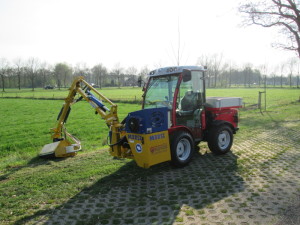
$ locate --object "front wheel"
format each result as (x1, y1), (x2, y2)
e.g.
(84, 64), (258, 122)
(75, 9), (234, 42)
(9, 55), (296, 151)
(170, 131), (194, 167)
(207, 125), (233, 155)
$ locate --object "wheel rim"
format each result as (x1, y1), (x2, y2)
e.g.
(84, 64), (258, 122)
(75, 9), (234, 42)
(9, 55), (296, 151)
(218, 130), (231, 151)
(176, 138), (191, 161)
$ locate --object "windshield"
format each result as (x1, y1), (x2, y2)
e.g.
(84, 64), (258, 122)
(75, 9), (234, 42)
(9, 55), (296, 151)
(144, 75), (179, 109)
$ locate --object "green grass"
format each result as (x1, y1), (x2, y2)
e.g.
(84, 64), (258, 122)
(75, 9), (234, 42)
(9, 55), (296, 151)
(175, 216), (184, 222)
(1, 86), (299, 107)
(0, 98), (139, 169)
(0, 87), (143, 102)
(206, 87), (300, 107)
(0, 88), (299, 224)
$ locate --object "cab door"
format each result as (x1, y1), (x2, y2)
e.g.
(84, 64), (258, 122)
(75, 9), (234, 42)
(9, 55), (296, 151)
(174, 70), (205, 139)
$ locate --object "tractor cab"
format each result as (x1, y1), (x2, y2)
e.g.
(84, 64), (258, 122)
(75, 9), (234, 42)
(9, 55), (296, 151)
(143, 66), (206, 140)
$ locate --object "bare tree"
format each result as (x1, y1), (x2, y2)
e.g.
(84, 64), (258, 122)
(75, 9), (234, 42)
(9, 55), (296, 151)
(220, 62), (230, 87)
(26, 58), (40, 91)
(197, 54), (213, 87)
(39, 62), (52, 88)
(138, 66), (150, 86)
(239, 0), (300, 57)
(112, 63), (123, 88)
(242, 64), (253, 87)
(13, 58), (23, 90)
(6, 67), (14, 88)
(212, 53), (224, 87)
(125, 66), (138, 87)
(279, 63), (285, 87)
(271, 72), (276, 86)
(92, 64), (107, 89)
(126, 66), (138, 76)
(287, 57), (297, 87)
(54, 63), (72, 90)
(227, 61), (237, 87)
(258, 64), (268, 87)
(0, 58), (9, 92)
(74, 62), (90, 82)
(197, 53), (223, 87)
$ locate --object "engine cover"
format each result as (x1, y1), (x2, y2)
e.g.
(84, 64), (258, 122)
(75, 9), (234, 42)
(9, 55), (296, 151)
(125, 107), (168, 134)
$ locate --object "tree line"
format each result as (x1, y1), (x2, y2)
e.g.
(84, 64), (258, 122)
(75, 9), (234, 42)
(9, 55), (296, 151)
(197, 54), (300, 88)
(0, 56), (300, 92)
(0, 58), (150, 91)
(2, 1), (300, 91)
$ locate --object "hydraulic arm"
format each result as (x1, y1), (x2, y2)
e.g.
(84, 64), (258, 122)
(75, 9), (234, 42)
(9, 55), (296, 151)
(39, 76), (124, 157)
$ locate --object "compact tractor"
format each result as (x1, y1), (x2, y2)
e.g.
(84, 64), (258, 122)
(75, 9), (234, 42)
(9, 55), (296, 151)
(40, 66), (242, 168)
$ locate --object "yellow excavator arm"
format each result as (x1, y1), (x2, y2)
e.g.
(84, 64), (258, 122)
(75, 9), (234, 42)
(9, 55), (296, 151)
(39, 76), (124, 158)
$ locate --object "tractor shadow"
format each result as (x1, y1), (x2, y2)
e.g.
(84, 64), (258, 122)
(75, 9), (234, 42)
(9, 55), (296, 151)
(17, 151), (244, 225)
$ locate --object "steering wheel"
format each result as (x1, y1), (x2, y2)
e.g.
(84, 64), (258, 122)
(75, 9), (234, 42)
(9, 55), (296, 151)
(147, 100), (172, 109)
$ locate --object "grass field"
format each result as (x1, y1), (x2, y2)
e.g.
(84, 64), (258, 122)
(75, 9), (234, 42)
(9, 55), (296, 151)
(0, 99), (140, 168)
(1, 86), (299, 107)
(0, 87), (143, 103)
(0, 88), (299, 224)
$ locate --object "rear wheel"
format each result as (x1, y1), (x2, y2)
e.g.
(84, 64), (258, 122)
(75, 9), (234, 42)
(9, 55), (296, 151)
(170, 131), (194, 167)
(207, 125), (233, 155)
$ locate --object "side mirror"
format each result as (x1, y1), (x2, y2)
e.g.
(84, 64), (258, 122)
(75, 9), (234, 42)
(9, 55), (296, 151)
(138, 76), (146, 92)
(182, 70), (191, 82)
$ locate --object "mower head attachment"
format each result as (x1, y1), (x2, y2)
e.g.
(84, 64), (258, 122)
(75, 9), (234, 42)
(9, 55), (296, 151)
(39, 139), (81, 157)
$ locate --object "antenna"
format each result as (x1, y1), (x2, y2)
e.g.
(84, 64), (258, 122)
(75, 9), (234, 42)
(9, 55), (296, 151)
(177, 16), (180, 66)
(168, 16), (189, 66)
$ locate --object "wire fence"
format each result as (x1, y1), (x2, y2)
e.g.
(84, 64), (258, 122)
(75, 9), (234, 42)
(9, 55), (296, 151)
(0, 93), (143, 104)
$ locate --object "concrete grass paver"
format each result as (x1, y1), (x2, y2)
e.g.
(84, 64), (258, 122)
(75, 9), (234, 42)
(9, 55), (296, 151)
(34, 123), (300, 225)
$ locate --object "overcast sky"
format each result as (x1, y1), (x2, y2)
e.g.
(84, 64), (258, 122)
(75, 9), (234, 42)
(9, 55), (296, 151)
(0, 0), (296, 71)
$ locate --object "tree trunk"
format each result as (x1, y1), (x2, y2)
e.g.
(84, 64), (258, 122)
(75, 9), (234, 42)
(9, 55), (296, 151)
(1, 74), (5, 92)
(43, 73), (46, 88)
(248, 71), (251, 88)
(99, 75), (102, 89)
(214, 73), (217, 88)
(207, 75), (210, 88)
(18, 72), (21, 90)
(57, 79), (61, 90)
(31, 76), (35, 91)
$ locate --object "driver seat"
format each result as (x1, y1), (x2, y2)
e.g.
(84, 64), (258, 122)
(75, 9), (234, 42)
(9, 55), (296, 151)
(179, 91), (198, 116)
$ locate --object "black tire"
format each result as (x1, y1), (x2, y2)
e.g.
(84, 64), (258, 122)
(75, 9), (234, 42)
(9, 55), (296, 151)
(207, 125), (233, 155)
(170, 131), (194, 167)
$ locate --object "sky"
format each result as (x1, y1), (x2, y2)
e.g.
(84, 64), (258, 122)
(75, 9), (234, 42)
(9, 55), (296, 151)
(0, 0), (297, 72)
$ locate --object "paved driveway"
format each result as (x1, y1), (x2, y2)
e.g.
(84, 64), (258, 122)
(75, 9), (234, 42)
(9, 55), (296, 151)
(35, 122), (300, 225)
